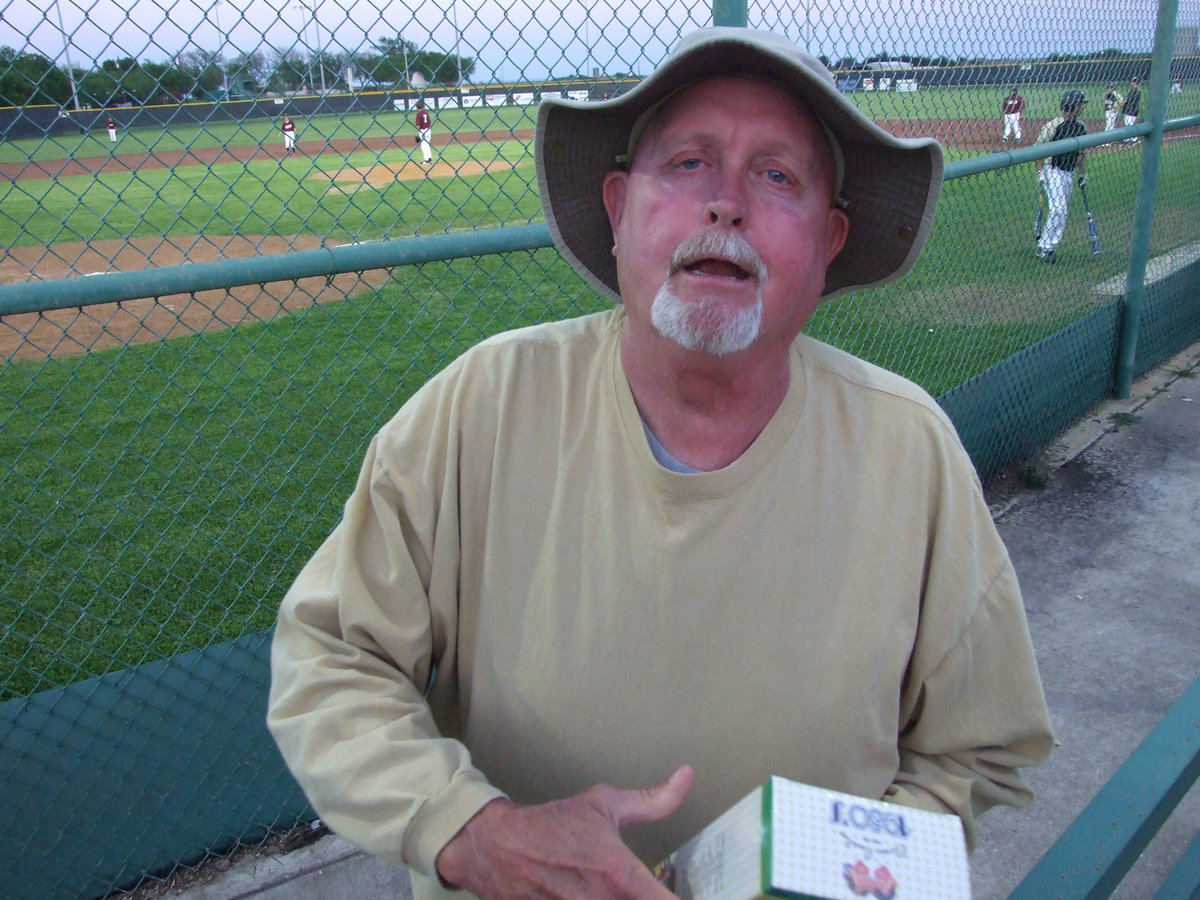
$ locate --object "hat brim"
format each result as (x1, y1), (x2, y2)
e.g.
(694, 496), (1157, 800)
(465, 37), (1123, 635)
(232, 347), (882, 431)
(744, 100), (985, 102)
(536, 27), (944, 303)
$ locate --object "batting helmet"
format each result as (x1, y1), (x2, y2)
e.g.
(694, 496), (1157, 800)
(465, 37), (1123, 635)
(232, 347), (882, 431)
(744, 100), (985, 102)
(1060, 89), (1087, 111)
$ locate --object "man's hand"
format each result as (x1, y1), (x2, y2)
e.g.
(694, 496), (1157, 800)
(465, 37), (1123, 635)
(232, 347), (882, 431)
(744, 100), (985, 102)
(435, 765), (694, 899)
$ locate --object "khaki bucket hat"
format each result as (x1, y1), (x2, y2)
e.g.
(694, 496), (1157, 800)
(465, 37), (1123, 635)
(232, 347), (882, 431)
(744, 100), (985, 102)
(535, 27), (944, 302)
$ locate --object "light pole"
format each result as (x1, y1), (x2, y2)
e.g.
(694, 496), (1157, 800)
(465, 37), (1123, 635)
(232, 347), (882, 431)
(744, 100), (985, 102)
(290, 1), (323, 92)
(310, 0), (327, 93)
(52, 0), (81, 111)
(451, 0), (461, 85)
(289, 3), (307, 89)
(212, 0), (228, 96)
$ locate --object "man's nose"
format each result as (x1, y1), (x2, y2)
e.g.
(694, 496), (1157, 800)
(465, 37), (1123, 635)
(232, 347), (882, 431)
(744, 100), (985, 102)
(705, 172), (746, 227)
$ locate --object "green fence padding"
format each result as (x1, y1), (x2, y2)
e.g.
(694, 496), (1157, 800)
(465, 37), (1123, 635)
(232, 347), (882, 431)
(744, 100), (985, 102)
(0, 631), (311, 899)
(1134, 257), (1200, 378)
(938, 301), (1122, 482)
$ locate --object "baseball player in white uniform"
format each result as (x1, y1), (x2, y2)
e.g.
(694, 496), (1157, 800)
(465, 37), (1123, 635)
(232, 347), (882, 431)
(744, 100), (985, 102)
(1035, 90), (1088, 263)
(1102, 83), (1123, 131)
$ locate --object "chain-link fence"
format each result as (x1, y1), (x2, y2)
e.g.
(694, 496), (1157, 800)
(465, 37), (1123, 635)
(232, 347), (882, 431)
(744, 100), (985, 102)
(2, 0), (1199, 896)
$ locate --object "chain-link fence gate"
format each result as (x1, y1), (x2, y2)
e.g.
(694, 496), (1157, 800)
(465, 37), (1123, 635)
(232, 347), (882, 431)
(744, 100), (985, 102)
(2, 0), (1199, 895)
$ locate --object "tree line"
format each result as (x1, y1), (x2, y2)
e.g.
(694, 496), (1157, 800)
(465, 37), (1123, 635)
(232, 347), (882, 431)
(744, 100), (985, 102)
(0, 35), (474, 109)
(824, 47), (1147, 71)
(1, 35), (1150, 110)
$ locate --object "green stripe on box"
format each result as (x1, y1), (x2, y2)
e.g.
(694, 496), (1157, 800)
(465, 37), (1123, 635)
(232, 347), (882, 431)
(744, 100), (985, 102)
(762, 777), (815, 900)
(761, 777), (773, 897)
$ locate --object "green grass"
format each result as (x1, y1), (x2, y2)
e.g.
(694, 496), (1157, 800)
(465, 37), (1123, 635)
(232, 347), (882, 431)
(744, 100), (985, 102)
(839, 83), (1200, 125)
(2, 96), (1198, 700)
(811, 138), (1200, 394)
(0, 105), (540, 164)
(0, 247), (606, 698)
(0, 129), (541, 247)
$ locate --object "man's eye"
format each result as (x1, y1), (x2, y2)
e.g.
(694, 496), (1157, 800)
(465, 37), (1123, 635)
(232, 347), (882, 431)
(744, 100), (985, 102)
(678, 157), (703, 170)
(765, 168), (791, 185)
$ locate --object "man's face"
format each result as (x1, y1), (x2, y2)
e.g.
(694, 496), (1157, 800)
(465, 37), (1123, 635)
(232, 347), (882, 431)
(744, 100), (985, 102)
(602, 76), (849, 359)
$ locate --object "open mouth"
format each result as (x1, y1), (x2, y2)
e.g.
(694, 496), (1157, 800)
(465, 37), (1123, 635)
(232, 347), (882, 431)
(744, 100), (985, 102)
(670, 231), (767, 284)
(681, 258), (755, 280)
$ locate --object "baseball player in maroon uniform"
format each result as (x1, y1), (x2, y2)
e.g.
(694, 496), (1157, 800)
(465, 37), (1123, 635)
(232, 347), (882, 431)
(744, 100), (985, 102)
(1000, 87), (1025, 143)
(415, 100), (433, 164)
(106, 116), (117, 144)
(281, 115), (299, 156)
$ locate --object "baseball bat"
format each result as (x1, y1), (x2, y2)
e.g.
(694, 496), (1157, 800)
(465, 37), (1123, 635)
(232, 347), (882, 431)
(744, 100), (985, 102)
(1034, 183), (1045, 239)
(1079, 182), (1101, 254)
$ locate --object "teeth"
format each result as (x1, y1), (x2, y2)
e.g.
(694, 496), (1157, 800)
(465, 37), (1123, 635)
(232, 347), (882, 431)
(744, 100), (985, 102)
(687, 259), (749, 278)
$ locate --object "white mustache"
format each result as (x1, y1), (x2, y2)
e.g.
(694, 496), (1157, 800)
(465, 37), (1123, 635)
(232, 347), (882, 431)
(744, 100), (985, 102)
(669, 230), (768, 284)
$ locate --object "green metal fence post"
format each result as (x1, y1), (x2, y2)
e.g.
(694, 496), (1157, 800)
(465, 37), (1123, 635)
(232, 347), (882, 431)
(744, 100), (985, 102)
(1113, 0), (1178, 398)
(711, 0), (748, 28)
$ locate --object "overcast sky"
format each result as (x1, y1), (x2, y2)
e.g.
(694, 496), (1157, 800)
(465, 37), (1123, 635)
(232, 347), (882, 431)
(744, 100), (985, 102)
(2, 0), (1194, 84)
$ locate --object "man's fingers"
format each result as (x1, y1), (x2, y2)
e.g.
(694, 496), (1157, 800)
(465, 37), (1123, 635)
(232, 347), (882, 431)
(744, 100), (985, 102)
(593, 764), (695, 830)
(436, 770), (695, 899)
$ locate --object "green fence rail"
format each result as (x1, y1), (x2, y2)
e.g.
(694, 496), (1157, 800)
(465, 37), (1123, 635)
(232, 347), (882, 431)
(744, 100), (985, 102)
(1008, 673), (1200, 900)
(2, 0), (1199, 896)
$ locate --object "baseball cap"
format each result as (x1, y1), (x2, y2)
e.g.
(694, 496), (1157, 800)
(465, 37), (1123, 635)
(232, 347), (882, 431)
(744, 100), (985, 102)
(535, 27), (944, 302)
(1060, 89), (1087, 111)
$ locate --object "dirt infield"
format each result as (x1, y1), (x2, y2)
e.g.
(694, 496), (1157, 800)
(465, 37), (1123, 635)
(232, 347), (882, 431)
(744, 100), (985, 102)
(323, 156), (514, 188)
(0, 234), (397, 361)
(0, 155), (521, 362)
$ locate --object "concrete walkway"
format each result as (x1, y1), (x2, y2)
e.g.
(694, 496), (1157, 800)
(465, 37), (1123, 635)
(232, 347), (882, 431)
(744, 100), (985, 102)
(168, 344), (1200, 900)
(974, 343), (1200, 899)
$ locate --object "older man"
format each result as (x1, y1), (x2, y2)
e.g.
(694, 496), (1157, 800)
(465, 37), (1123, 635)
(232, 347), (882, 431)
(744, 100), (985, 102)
(268, 28), (1053, 900)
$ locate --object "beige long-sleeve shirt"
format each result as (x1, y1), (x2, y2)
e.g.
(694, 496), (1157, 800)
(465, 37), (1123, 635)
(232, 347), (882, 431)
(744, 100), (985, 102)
(268, 308), (1053, 899)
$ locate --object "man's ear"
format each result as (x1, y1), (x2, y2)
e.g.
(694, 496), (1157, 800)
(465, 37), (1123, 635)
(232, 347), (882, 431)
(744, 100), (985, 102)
(825, 206), (850, 266)
(602, 170), (629, 244)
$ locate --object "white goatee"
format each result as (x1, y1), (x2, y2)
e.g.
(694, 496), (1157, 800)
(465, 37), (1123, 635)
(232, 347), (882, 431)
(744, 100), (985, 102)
(650, 230), (767, 357)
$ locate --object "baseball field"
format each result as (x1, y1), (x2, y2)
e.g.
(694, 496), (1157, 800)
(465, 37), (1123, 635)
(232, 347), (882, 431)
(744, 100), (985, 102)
(2, 89), (1198, 698)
